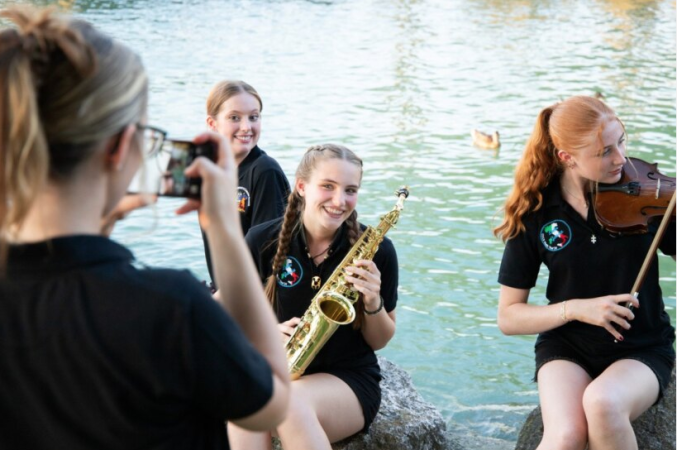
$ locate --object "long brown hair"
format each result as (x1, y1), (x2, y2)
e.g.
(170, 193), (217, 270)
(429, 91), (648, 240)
(264, 144), (369, 329)
(0, 5), (147, 270)
(494, 96), (620, 241)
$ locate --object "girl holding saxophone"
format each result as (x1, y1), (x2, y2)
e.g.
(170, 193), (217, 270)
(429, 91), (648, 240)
(230, 144), (400, 449)
(495, 96), (675, 450)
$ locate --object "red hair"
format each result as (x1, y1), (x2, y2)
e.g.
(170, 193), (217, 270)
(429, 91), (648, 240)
(494, 96), (621, 241)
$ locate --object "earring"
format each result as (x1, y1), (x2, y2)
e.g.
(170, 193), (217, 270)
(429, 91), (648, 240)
(566, 160), (575, 169)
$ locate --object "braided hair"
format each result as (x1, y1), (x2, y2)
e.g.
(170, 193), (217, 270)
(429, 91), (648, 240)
(263, 144), (367, 328)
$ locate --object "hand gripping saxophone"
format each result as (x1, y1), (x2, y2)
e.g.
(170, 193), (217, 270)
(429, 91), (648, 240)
(285, 187), (409, 380)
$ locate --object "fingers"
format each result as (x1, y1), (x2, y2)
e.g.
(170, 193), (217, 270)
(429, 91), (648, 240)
(101, 193), (157, 236)
(192, 131), (232, 170)
(278, 317), (301, 339)
(345, 261), (381, 307)
(345, 260), (381, 283)
(600, 295), (637, 341)
(175, 198), (201, 215)
(603, 323), (625, 342)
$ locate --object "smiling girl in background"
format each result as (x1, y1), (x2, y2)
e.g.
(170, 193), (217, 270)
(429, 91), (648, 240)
(201, 80), (290, 285)
(494, 96), (675, 450)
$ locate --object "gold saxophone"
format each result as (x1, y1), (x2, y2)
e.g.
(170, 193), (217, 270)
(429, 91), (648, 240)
(285, 187), (409, 380)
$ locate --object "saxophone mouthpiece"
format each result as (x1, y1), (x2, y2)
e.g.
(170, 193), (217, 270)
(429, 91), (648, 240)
(396, 186), (410, 198)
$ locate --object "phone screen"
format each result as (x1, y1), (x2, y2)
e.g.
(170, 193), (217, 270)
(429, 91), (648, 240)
(128, 140), (216, 198)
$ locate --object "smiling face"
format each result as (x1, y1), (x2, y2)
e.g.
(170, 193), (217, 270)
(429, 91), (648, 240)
(563, 119), (627, 184)
(297, 159), (362, 237)
(207, 92), (261, 163)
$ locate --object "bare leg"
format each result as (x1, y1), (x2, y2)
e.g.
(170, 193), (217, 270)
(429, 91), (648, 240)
(584, 359), (659, 450)
(227, 424), (272, 450)
(277, 372), (365, 450)
(536, 360), (592, 450)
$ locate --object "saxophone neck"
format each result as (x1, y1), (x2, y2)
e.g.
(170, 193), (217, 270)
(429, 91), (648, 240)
(378, 186), (409, 229)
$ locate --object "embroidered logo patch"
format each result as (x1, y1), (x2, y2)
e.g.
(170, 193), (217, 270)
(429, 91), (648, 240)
(277, 256), (303, 288)
(540, 220), (572, 252)
(237, 187), (250, 213)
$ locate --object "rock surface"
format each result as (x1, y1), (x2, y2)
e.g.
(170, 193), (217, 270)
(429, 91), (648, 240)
(515, 368), (676, 450)
(273, 356), (448, 450)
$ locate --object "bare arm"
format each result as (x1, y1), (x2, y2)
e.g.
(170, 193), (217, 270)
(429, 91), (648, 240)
(177, 132), (289, 430)
(497, 285), (639, 341)
(345, 260), (396, 350)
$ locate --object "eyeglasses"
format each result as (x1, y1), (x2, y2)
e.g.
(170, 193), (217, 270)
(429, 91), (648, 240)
(137, 124), (168, 157)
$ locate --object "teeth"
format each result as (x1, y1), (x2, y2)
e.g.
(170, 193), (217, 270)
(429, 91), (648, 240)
(326, 207), (343, 215)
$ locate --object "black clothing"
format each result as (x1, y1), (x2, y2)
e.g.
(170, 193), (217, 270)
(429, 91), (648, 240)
(203, 146), (290, 284)
(535, 338), (675, 395)
(0, 235), (273, 450)
(498, 181), (675, 391)
(245, 218), (399, 429)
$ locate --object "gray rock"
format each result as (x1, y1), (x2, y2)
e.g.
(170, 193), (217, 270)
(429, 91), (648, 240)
(515, 368), (675, 450)
(273, 356), (448, 450)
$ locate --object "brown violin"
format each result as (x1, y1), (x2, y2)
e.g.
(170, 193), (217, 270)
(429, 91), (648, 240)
(594, 157), (676, 234)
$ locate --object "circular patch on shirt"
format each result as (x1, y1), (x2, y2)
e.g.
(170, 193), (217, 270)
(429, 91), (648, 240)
(540, 220), (572, 252)
(237, 187), (250, 213)
(277, 256), (303, 288)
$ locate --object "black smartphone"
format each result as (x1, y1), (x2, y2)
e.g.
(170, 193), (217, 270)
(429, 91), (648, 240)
(159, 140), (216, 198)
(128, 139), (217, 198)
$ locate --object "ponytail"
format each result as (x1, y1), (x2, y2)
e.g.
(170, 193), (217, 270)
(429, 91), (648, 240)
(0, 6), (147, 273)
(494, 105), (560, 241)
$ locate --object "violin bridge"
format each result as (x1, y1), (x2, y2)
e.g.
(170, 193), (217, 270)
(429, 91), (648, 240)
(655, 178), (660, 199)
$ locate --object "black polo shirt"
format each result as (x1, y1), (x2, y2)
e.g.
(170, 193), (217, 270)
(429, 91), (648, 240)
(0, 235), (273, 450)
(245, 218), (399, 373)
(203, 146), (290, 284)
(498, 180), (675, 353)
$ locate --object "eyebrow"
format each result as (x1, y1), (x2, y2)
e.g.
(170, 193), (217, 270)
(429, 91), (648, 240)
(224, 109), (260, 115)
(320, 178), (360, 189)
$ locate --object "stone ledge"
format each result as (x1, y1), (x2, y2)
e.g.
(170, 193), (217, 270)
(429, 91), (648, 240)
(274, 356), (448, 450)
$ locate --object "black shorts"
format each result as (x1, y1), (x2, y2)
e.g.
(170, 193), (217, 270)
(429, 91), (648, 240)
(535, 339), (675, 401)
(322, 367), (382, 432)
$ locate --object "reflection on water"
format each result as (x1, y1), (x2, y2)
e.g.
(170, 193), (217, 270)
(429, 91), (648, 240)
(5, 0), (674, 443)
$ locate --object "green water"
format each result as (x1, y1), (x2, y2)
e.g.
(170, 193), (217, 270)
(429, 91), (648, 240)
(6, 0), (675, 442)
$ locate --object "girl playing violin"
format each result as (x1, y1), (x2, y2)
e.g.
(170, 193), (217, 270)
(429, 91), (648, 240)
(495, 96), (675, 450)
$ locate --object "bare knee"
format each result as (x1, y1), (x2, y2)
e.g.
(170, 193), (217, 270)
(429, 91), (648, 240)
(541, 422), (588, 450)
(582, 386), (626, 427)
(280, 391), (318, 428)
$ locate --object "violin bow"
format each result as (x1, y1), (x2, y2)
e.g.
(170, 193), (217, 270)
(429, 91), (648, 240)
(626, 190), (677, 308)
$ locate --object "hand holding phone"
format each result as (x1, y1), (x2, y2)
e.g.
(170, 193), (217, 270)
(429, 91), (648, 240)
(159, 140), (217, 198)
(127, 138), (217, 199)
(174, 132), (240, 235)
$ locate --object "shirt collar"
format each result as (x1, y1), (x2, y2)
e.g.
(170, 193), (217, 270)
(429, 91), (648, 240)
(8, 235), (134, 274)
(239, 145), (262, 169)
(543, 176), (565, 208)
(296, 222), (349, 260)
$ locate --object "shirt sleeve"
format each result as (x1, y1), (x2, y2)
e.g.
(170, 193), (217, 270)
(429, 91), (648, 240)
(189, 291), (273, 420)
(497, 223), (542, 289)
(375, 237), (399, 312)
(250, 168), (291, 228)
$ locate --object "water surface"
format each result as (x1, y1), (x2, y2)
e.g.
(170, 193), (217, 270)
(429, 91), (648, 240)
(7, 0), (675, 442)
